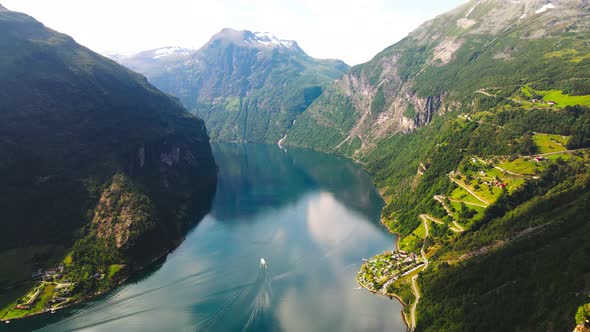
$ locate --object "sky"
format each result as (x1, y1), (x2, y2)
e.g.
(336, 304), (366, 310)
(2, 0), (467, 65)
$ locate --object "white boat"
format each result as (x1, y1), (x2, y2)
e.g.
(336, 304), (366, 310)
(260, 258), (266, 267)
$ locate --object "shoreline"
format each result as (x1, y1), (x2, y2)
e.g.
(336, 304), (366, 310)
(0, 248), (171, 324)
(3, 146), (414, 329)
(277, 141), (413, 328)
(364, 187), (412, 331)
(0, 278), (126, 323)
(356, 273), (410, 331)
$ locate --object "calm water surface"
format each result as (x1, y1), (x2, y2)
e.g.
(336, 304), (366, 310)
(13, 143), (405, 332)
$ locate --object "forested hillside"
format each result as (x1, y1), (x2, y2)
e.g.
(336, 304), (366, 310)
(0, 6), (217, 320)
(281, 0), (590, 330)
(361, 103), (589, 330)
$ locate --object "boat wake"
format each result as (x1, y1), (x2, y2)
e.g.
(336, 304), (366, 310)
(193, 258), (273, 331)
(32, 260), (274, 332)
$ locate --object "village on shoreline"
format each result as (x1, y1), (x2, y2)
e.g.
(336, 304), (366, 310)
(357, 250), (423, 295)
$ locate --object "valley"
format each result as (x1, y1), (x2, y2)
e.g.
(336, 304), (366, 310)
(104, 0), (590, 329)
(0, 0), (589, 331)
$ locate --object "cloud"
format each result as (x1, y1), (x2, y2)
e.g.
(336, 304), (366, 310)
(2, 0), (464, 65)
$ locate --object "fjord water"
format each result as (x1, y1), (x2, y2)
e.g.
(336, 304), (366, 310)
(20, 143), (405, 332)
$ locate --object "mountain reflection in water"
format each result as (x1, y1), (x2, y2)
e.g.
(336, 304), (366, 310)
(14, 143), (405, 332)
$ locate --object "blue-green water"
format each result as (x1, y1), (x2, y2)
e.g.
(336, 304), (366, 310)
(12, 143), (405, 331)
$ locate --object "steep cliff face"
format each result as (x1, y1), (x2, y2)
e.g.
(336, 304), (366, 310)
(0, 6), (217, 271)
(283, 63), (449, 156)
(93, 174), (156, 249)
(285, 0), (590, 156)
(108, 29), (349, 143)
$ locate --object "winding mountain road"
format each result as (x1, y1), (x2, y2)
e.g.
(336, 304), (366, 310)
(448, 175), (490, 206)
(409, 215), (432, 331)
(432, 196), (466, 232)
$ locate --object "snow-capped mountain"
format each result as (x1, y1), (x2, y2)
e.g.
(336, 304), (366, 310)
(201, 28), (303, 52)
(103, 46), (195, 77)
(246, 31), (295, 48)
(105, 46), (193, 61)
(151, 46), (192, 59)
(106, 28), (348, 143)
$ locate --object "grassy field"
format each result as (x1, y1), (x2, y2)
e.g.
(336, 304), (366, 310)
(520, 84), (590, 107)
(2, 283), (56, 320)
(539, 90), (590, 107)
(0, 283), (32, 319)
(449, 201), (485, 220)
(498, 157), (543, 175)
(498, 152), (586, 176)
(544, 49), (590, 63)
(444, 202), (460, 221)
(454, 176), (503, 204)
(108, 264), (124, 278)
(399, 219), (427, 252)
(0, 245), (68, 321)
(533, 134), (569, 154)
(450, 185), (485, 205)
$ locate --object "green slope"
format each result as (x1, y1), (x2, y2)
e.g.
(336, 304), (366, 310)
(285, 0), (590, 157)
(0, 6), (217, 318)
(361, 102), (590, 330)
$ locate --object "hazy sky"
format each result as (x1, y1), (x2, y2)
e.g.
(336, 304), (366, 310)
(3, 0), (466, 65)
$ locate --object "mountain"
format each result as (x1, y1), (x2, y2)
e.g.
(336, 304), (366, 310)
(285, 0), (590, 155)
(107, 28), (349, 143)
(279, 0), (590, 330)
(103, 46), (194, 77)
(0, 5), (216, 318)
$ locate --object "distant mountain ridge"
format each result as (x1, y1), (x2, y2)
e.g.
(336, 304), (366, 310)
(106, 28), (349, 143)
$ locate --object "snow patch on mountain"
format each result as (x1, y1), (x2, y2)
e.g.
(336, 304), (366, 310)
(535, 2), (555, 13)
(153, 47), (191, 59)
(103, 50), (139, 61)
(248, 32), (294, 48)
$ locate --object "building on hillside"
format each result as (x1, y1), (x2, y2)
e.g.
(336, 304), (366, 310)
(547, 101), (556, 105)
(31, 269), (43, 279)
